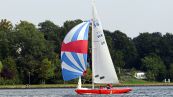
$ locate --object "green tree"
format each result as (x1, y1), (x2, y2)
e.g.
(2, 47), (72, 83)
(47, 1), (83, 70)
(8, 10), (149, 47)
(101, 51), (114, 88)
(52, 58), (62, 83)
(0, 19), (12, 58)
(169, 63), (173, 80)
(133, 32), (162, 68)
(141, 54), (166, 81)
(38, 20), (61, 54)
(38, 58), (54, 84)
(13, 21), (52, 84)
(0, 19), (13, 32)
(0, 61), (3, 73)
(0, 40), (10, 59)
(1, 57), (18, 79)
(38, 20), (61, 40)
(160, 33), (173, 68)
(114, 50), (125, 69)
(14, 21), (48, 58)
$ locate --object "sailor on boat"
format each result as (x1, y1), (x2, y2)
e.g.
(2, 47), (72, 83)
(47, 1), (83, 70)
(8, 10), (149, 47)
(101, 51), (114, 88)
(106, 84), (113, 89)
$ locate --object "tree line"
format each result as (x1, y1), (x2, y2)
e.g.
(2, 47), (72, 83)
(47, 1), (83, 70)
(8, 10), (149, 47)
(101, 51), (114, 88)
(0, 19), (173, 84)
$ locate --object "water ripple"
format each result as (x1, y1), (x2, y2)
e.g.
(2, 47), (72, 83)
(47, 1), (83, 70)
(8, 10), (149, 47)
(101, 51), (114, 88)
(0, 86), (172, 97)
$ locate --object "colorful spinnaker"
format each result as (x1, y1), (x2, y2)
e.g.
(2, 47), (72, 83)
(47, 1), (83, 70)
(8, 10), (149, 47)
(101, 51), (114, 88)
(61, 21), (90, 81)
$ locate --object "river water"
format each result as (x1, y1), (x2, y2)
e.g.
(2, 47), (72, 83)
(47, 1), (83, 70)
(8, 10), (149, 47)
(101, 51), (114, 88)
(0, 86), (172, 97)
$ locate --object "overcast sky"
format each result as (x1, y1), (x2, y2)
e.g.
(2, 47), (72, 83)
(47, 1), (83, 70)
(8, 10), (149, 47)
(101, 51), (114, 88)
(1, 0), (173, 38)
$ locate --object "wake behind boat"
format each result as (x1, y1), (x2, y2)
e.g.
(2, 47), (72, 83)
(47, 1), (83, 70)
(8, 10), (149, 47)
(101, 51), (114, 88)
(61, 0), (132, 94)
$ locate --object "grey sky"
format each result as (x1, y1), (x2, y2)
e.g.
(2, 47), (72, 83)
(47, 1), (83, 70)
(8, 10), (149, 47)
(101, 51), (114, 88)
(1, 0), (173, 38)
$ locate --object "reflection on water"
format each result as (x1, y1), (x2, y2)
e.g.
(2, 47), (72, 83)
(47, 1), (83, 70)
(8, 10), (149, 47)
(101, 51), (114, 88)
(0, 86), (172, 97)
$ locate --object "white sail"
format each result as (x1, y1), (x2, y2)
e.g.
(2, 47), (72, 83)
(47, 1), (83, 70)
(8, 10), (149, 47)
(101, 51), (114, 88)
(91, 0), (119, 84)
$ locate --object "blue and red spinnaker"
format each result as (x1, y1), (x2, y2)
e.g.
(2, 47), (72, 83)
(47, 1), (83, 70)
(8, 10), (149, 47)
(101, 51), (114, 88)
(61, 21), (90, 81)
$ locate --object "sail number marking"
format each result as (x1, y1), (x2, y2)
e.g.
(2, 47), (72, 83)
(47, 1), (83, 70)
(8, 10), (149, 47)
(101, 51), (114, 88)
(94, 20), (106, 45)
(96, 33), (105, 45)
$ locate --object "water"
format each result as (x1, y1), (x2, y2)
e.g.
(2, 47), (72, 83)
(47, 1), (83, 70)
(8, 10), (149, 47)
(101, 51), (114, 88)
(0, 86), (173, 97)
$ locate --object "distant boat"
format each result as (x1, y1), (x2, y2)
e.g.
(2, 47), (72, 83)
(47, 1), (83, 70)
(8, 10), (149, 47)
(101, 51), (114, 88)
(61, 0), (132, 94)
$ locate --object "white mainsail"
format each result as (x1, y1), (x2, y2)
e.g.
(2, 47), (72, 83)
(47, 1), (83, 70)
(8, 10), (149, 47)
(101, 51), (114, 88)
(91, 0), (119, 84)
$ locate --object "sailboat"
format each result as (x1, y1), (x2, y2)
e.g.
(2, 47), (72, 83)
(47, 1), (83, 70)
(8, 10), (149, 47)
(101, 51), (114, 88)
(61, 0), (132, 94)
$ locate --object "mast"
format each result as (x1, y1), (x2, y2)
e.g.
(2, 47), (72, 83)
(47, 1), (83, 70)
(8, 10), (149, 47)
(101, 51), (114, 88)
(77, 76), (82, 89)
(91, 0), (95, 89)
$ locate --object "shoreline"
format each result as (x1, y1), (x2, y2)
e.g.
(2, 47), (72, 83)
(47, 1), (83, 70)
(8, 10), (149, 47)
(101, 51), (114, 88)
(0, 83), (172, 89)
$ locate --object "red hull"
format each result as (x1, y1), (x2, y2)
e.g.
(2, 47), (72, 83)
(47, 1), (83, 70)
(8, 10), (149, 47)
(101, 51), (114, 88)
(75, 88), (132, 94)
